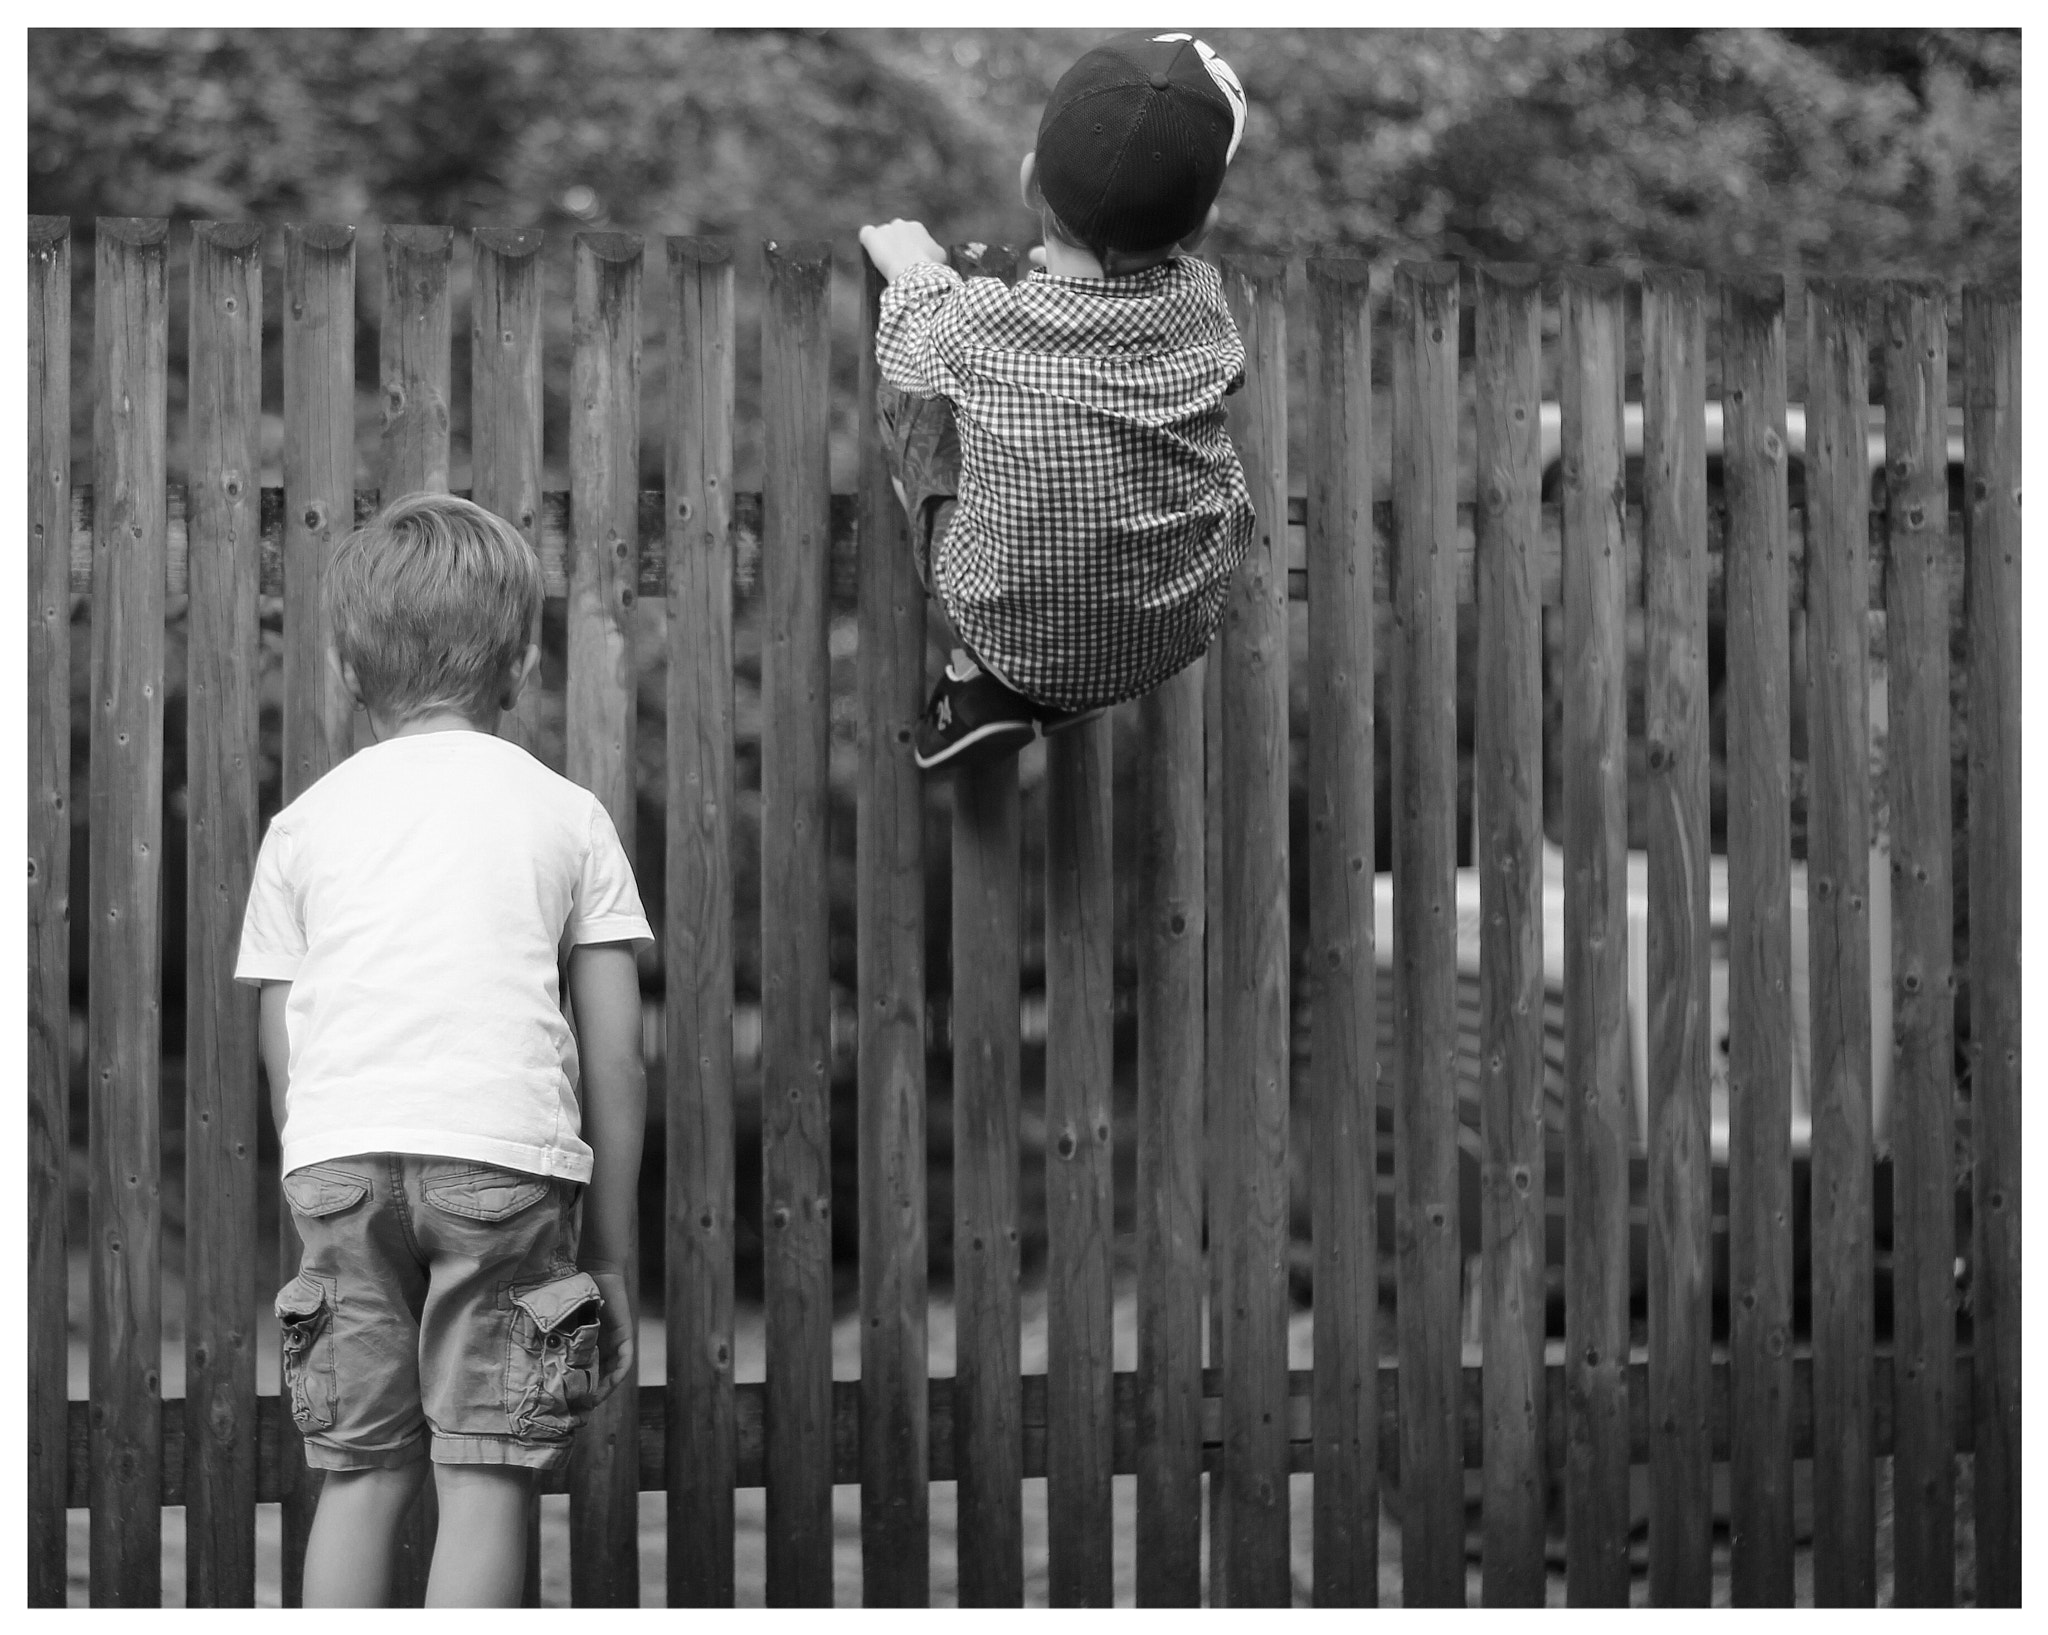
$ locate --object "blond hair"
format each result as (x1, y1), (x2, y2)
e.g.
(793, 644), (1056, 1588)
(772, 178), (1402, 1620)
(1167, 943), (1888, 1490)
(327, 492), (543, 725)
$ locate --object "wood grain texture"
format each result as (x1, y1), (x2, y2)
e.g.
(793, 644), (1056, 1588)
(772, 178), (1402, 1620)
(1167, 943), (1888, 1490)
(1879, 278), (1957, 1608)
(1215, 252), (1292, 1607)
(1472, 261), (1546, 1607)
(378, 224), (452, 497)
(1718, 274), (1796, 1606)
(951, 757), (1024, 1606)
(1389, 259), (1464, 1607)
(663, 237), (738, 1607)
(1802, 276), (1876, 1608)
(564, 229), (642, 1607)
(854, 249), (930, 1607)
(1305, 251), (1379, 1608)
(73, 1343), (1982, 1512)
(87, 214), (169, 1608)
(759, 238), (835, 1607)
(1640, 266), (1713, 1605)
(276, 223), (358, 1603)
(1044, 715), (1115, 1605)
(1133, 660), (1205, 1606)
(1557, 265), (1631, 1607)
(1961, 283), (2020, 1609)
(27, 213), (73, 1611)
(472, 227), (547, 757)
(183, 219), (264, 1609)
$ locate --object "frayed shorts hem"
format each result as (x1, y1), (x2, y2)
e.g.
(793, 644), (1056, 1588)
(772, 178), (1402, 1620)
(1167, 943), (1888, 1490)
(301, 1433), (429, 1473)
(430, 1432), (576, 1471)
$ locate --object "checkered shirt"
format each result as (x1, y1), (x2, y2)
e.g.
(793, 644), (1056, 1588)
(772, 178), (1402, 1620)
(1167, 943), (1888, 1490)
(876, 256), (1255, 712)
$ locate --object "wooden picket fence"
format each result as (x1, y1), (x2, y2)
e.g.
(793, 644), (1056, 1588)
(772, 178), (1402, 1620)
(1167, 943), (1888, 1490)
(26, 217), (2020, 1608)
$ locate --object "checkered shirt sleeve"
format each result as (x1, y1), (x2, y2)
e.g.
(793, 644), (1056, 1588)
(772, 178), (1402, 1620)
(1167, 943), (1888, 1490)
(876, 256), (1256, 712)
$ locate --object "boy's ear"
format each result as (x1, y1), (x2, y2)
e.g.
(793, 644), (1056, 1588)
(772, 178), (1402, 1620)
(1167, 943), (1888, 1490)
(502, 641), (542, 708)
(1019, 151), (1041, 211)
(328, 646), (366, 709)
(1179, 202), (1223, 254)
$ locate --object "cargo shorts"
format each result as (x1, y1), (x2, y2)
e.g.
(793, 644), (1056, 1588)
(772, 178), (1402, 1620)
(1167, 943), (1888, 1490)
(275, 1152), (602, 1473)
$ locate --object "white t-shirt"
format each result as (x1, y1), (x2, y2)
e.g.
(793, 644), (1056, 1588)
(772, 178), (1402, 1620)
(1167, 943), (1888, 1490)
(235, 730), (653, 1182)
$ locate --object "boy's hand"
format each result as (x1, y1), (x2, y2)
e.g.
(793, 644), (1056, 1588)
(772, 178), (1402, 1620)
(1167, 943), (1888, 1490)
(580, 1265), (637, 1405)
(860, 218), (947, 283)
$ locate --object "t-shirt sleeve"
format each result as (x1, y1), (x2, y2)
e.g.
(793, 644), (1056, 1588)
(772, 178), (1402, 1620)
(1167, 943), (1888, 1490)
(571, 799), (655, 950)
(235, 820), (306, 984)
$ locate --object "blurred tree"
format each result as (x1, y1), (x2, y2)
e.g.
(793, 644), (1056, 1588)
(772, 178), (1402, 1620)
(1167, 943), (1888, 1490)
(30, 26), (2019, 287)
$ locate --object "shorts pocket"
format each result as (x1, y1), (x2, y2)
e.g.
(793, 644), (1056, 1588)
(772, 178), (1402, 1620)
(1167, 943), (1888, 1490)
(504, 1270), (603, 1439)
(282, 1166), (369, 1219)
(424, 1165), (550, 1223)
(275, 1273), (338, 1432)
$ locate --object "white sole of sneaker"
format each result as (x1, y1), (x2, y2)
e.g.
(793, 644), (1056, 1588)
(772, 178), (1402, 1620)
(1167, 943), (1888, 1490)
(913, 718), (1036, 771)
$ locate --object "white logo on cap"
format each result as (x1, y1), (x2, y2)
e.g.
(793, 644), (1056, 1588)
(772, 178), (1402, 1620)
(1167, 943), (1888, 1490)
(1151, 33), (1247, 163)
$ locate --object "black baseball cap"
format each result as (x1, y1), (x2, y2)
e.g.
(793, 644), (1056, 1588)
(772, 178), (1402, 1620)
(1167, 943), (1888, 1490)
(1035, 32), (1248, 255)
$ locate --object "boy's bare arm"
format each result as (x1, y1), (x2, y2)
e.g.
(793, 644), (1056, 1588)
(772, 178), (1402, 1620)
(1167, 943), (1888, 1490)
(859, 217), (947, 283)
(567, 940), (647, 1399)
(258, 980), (291, 1136)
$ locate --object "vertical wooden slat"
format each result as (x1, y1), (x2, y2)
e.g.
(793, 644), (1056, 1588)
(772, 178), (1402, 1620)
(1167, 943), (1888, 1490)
(1640, 266), (1713, 1605)
(1133, 661), (1205, 1606)
(1961, 282), (2020, 1609)
(1472, 261), (1546, 1607)
(664, 237), (737, 1607)
(1045, 715), (1115, 1606)
(376, 218), (453, 1607)
(1200, 622), (1225, 1604)
(185, 219), (264, 1608)
(759, 238), (835, 1607)
(1803, 276), (1876, 1607)
(277, 222), (356, 1605)
(1389, 258), (1464, 1607)
(1881, 278), (1956, 1608)
(564, 229), (642, 1607)
(379, 225), (452, 497)
(1720, 273), (1796, 1606)
(88, 213), (169, 1608)
(1557, 265), (1631, 1606)
(855, 252), (930, 1609)
(280, 225), (357, 793)
(472, 227), (547, 757)
(1305, 250), (1378, 1608)
(951, 755), (1024, 1607)
(27, 212), (73, 1612)
(948, 241), (1024, 1611)
(1215, 251), (1292, 1607)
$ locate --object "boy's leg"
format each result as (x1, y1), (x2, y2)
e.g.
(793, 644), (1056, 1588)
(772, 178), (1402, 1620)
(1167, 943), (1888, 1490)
(424, 1464), (535, 1607)
(302, 1462), (429, 1606)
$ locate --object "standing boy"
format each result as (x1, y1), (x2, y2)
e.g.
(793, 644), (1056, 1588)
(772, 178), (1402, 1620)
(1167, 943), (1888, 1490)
(861, 30), (1256, 770)
(237, 493), (651, 1605)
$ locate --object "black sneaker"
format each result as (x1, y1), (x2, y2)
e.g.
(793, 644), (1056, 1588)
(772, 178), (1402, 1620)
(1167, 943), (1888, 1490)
(912, 656), (1038, 772)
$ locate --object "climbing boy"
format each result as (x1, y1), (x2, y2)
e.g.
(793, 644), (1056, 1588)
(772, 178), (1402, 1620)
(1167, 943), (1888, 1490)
(236, 493), (651, 1606)
(860, 30), (1255, 770)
